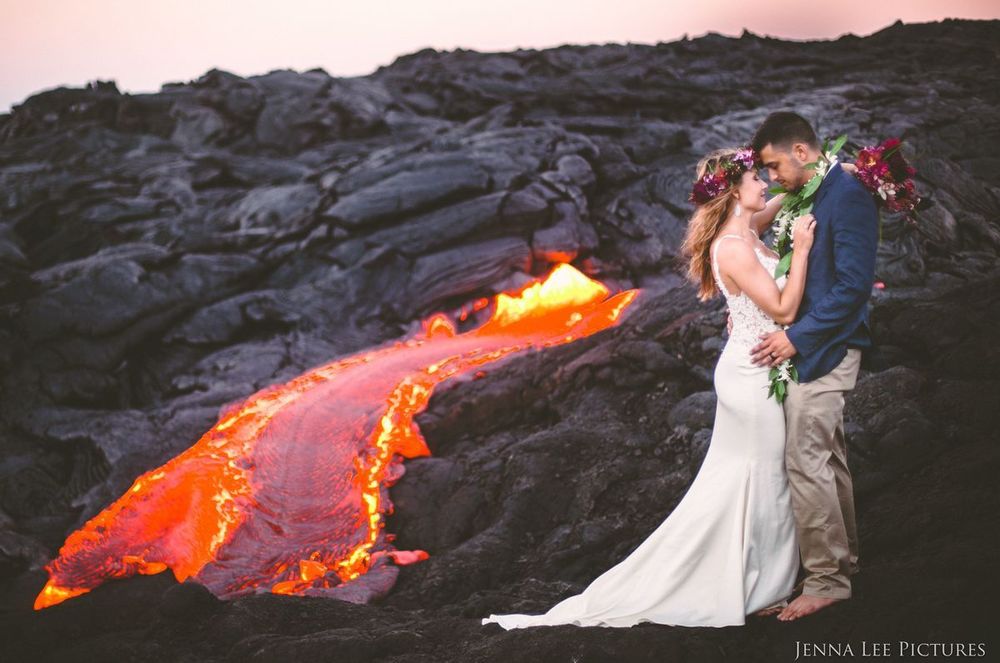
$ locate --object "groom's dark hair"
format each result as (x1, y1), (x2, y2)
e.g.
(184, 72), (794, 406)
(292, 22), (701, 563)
(752, 111), (820, 152)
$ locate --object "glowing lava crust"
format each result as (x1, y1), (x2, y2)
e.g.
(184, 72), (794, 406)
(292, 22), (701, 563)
(35, 263), (639, 610)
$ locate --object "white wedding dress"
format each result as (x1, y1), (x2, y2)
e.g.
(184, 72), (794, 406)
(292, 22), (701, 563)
(482, 234), (799, 629)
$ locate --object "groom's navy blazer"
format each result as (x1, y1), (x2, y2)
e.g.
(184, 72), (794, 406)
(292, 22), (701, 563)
(784, 161), (879, 383)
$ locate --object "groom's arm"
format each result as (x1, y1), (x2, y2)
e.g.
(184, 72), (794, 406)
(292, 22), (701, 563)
(785, 187), (878, 358)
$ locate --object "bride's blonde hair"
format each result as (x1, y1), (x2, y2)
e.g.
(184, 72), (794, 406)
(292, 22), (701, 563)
(680, 148), (742, 302)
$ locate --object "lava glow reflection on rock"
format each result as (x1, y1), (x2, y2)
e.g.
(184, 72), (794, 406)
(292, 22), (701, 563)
(34, 263), (639, 610)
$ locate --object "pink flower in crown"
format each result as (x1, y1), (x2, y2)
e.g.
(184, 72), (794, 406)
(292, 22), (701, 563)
(688, 145), (760, 205)
(731, 146), (758, 172)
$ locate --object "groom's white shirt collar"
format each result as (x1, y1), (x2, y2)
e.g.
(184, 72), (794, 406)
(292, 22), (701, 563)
(813, 156), (839, 205)
(822, 156), (839, 180)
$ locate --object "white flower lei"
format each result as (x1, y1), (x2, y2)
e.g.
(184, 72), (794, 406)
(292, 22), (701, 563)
(766, 137), (845, 403)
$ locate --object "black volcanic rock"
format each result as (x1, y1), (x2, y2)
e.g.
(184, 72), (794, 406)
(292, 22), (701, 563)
(667, 391), (717, 431)
(1, 18), (999, 662)
(159, 578), (224, 621)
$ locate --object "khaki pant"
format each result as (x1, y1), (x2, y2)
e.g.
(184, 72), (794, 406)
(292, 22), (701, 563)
(784, 348), (862, 599)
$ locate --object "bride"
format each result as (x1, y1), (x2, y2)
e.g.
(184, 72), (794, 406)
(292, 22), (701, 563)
(482, 146), (817, 628)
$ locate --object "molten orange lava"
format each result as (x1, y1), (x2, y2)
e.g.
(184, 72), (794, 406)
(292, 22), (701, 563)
(34, 262), (639, 610)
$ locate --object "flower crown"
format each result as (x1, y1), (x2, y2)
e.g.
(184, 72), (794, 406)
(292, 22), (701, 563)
(688, 146), (761, 205)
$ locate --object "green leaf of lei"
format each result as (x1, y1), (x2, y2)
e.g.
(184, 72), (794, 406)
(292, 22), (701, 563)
(774, 250), (793, 279)
(800, 173), (823, 198)
(828, 134), (848, 157)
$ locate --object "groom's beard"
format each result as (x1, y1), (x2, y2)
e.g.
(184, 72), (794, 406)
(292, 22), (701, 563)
(784, 172), (808, 193)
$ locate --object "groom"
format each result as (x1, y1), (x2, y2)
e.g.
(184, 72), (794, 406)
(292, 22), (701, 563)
(749, 111), (878, 621)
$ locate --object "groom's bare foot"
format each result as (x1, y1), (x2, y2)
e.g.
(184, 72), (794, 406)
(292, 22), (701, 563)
(776, 594), (843, 621)
(753, 605), (784, 617)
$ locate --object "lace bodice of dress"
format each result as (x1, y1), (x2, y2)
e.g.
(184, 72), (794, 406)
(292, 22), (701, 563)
(711, 234), (789, 350)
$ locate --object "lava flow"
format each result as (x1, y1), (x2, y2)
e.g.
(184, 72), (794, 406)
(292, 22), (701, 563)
(34, 263), (639, 610)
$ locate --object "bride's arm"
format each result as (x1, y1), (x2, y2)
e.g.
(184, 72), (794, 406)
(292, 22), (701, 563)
(749, 192), (786, 237)
(718, 216), (815, 325)
(721, 244), (807, 325)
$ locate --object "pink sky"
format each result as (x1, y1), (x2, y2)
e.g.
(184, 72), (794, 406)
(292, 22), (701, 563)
(2, 0), (998, 114)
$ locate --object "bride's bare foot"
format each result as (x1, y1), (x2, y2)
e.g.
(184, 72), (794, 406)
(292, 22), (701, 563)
(753, 604), (784, 617)
(777, 594), (843, 621)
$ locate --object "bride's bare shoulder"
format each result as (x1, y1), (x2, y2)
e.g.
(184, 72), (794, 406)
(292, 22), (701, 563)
(712, 235), (755, 265)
